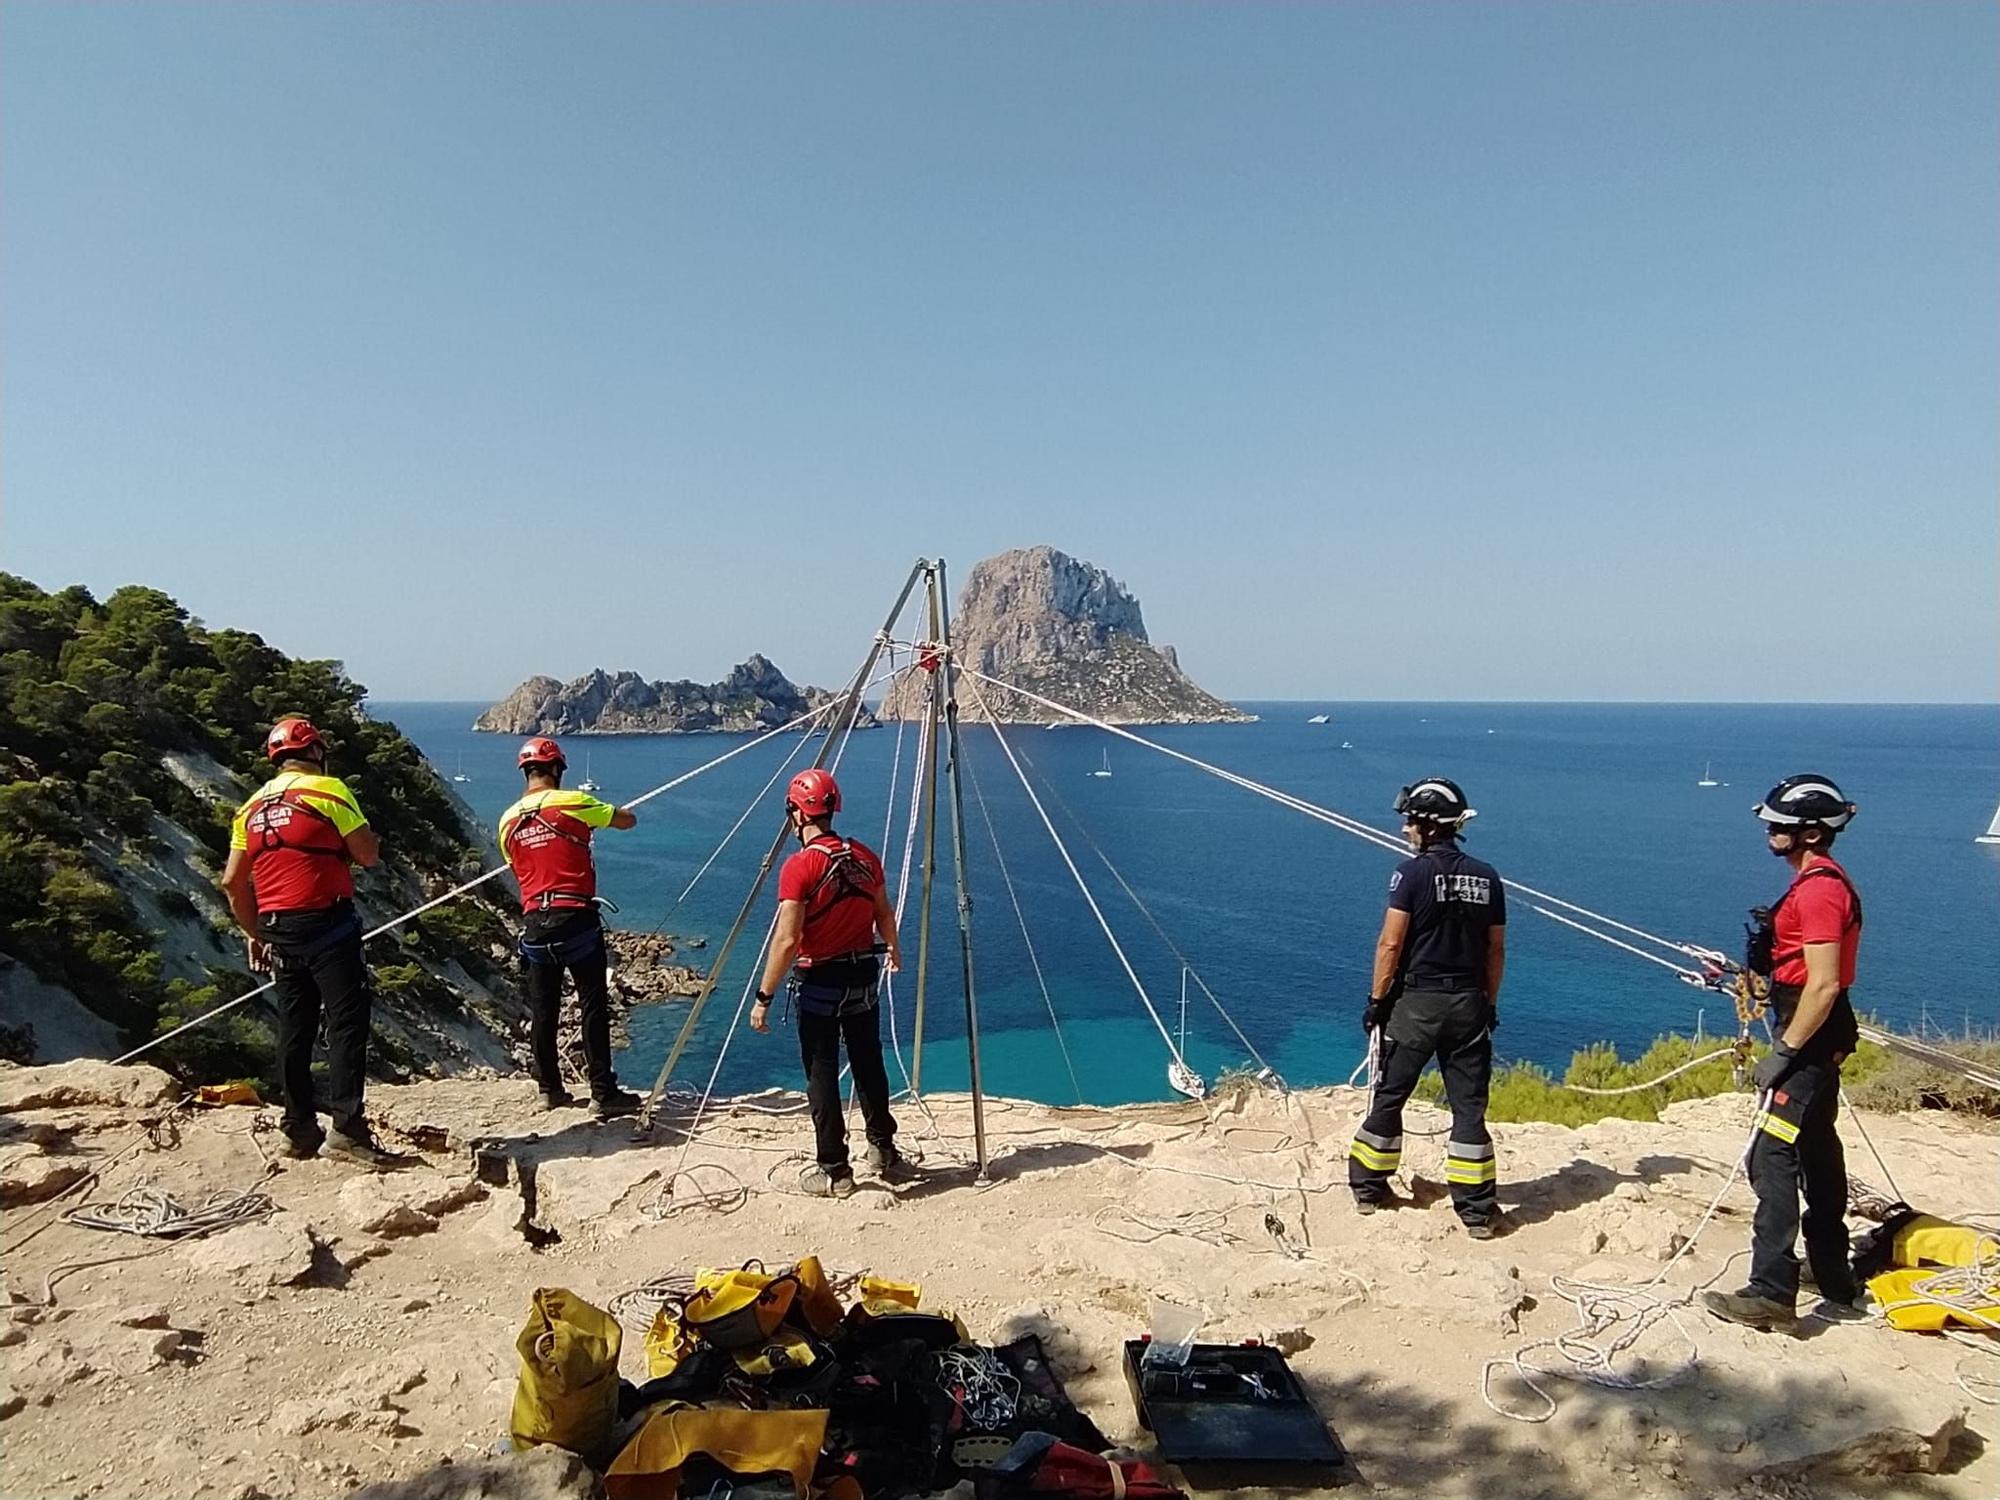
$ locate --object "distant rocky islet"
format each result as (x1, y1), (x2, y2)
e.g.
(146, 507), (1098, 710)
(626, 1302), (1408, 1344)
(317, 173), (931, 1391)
(475, 546), (1252, 733)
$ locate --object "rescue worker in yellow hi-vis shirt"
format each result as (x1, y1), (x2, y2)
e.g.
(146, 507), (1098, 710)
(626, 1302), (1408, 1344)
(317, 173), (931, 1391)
(220, 716), (394, 1167)
(499, 736), (640, 1118)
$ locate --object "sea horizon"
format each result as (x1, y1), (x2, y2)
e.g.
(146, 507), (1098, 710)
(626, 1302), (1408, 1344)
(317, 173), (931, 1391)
(377, 698), (2000, 1106)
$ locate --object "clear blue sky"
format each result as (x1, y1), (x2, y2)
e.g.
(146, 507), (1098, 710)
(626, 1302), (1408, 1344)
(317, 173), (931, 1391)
(3, 2), (1993, 702)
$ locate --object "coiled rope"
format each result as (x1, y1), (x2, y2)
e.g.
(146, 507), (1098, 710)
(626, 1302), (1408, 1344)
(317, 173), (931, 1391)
(61, 1183), (275, 1240)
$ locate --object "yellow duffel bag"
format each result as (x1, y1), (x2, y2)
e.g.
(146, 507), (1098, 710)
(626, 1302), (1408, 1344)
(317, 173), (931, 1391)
(509, 1287), (622, 1459)
(605, 1406), (828, 1500)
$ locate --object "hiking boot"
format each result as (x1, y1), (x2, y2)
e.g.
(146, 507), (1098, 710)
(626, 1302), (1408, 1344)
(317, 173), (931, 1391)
(591, 1088), (642, 1120)
(1463, 1218), (1500, 1241)
(863, 1143), (910, 1178)
(322, 1132), (403, 1171)
(1702, 1288), (1798, 1332)
(1353, 1195), (1388, 1216)
(1807, 1297), (1873, 1325)
(540, 1090), (578, 1111)
(279, 1134), (323, 1161)
(800, 1165), (856, 1199)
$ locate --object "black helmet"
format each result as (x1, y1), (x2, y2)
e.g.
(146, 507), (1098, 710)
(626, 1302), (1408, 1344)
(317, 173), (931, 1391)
(1394, 777), (1476, 827)
(1754, 773), (1856, 831)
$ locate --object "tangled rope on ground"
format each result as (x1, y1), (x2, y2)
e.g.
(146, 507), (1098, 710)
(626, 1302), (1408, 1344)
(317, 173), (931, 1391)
(61, 1182), (275, 1240)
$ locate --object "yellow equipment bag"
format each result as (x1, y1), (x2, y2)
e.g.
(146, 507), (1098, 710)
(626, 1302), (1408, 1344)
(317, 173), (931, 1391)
(854, 1274), (921, 1316)
(605, 1406), (828, 1500)
(683, 1264), (800, 1351)
(1866, 1216), (2000, 1332)
(510, 1287), (623, 1458)
(731, 1328), (820, 1378)
(791, 1254), (846, 1337)
(644, 1307), (698, 1380)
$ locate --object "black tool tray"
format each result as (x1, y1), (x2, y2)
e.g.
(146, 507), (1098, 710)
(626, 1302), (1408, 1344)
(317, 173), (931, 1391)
(1122, 1338), (1345, 1470)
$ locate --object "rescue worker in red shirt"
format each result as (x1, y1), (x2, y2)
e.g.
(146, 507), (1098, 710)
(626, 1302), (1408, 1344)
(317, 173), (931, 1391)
(220, 717), (391, 1166)
(748, 769), (905, 1198)
(1705, 774), (1865, 1331)
(499, 737), (642, 1118)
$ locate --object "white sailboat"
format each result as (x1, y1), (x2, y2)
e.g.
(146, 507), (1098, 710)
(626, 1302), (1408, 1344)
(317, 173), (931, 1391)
(1089, 749), (1112, 779)
(1339, 740), (1354, 750)
(1306, 713), (1329, 725)
(1697, 761), (1719, 788)
(1167, 968), (1207, 1100)
(450, 753), (471, 785)
(1978, 802), (2000, 845)
(578, 753), (601, 794)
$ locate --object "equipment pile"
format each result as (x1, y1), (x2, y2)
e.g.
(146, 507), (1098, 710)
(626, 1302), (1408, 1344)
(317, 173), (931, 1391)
(509, 1257), (1183, 1500)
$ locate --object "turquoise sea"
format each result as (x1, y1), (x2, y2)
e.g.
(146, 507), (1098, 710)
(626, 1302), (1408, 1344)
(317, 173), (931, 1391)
(376, 701), (2000, 1105)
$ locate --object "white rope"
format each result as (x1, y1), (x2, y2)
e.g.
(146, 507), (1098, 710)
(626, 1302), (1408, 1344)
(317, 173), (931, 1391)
(879, 668), (933, 1094)
(114, 695), (863, 1066)
(1022, 750), (1283, 1085)
(964, 742), (1086, 1105)
(1557, 1046), (1740, 1097)
(1840, 1093), (1906, 1206)
(61, 1182), (275, 1239)
(954, 666), (1718, 968)
(1480, 1099), (1766, 1423)
(961, 673), (1188, 1070)
(670, 723), (819, 908)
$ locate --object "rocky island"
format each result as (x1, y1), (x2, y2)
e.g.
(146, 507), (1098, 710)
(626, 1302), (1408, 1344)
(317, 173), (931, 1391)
(882, 546), (1253, 725)
(474, 654), (874, 736)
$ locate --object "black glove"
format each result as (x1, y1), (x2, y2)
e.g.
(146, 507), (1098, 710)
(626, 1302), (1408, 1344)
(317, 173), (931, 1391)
(1752, 1043), (1799, 1092)
(1361, 995), (1389, 1032)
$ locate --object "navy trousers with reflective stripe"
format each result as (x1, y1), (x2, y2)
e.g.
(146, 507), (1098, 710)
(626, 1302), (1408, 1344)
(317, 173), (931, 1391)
(1748, 1051), (1854, 1304)
(1350, 989), (1497, 1225)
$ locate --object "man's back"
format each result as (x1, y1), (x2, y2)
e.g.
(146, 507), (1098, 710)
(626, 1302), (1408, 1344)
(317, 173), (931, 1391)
(1388, 844), (1506, 992)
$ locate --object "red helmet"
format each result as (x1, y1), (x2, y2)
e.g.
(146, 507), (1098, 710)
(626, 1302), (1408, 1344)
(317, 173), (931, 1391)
(786, 769), (841, 818)
(265, 717), (325, 762)
(518, 737), (566, 771)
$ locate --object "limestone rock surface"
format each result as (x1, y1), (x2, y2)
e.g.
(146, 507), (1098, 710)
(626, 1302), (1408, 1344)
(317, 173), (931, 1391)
(881, 547), (1251, 725)
(474, 656), (871, 736)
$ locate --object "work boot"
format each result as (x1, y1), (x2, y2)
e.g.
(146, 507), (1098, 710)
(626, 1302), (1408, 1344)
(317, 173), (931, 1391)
(540, 1089), (578, 1111)
(1463, 1217), (1501, 1242)
(1702, 1288), (1798, 1332)
(863, 1143), (910, 1178)
(591, 1088), (642, 1120)
(279, 1133), (323, 1161)
(800, 1165), (856, 1200)
(323, 1131), (403, 1172)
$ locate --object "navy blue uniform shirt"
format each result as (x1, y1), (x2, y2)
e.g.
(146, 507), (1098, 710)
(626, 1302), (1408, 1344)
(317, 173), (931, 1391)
(1386, 843), (1507, 993)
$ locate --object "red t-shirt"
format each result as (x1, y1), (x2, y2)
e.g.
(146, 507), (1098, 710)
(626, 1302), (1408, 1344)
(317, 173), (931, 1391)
(1772, 858), (1861, 988)
(777, 835), (887, 964)
(499, 790), (617, 912)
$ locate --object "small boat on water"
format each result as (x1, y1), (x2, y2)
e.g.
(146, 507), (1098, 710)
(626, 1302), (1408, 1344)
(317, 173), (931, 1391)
(450, 753), (471, 785)
(1978, 802), (2000, 846)
(1167, 969), (1207, 1100)
(1307, 713), (1329, 725)
(1697, 761), (1719, 788)
(578, 753), (601, 794)
(1089, 749), (1112, 779)
(1340, 740), (1354, 750)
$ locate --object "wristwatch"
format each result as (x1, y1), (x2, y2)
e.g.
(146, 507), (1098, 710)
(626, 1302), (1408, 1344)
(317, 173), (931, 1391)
(753, 990), (773, 1006)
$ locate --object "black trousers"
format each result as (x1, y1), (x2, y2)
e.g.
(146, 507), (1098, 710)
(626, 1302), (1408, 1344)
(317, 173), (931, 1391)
(1748, 1049), (1855, 1304)
(260, 901), (372, 1146)
(1349, 989), (1497, 1224)
(520, 909), (617, 1101)
(797, 998), (897, 1176)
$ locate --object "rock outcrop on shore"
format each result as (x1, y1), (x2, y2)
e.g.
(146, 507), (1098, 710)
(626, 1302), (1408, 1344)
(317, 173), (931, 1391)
(474, 656), (874, 736)
(3, 1059), (1989, 1500)
(880, 547), (1252, 725)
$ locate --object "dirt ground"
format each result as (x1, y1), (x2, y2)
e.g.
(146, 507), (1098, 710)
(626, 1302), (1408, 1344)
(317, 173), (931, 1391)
(1, 1059), (1993, 1500)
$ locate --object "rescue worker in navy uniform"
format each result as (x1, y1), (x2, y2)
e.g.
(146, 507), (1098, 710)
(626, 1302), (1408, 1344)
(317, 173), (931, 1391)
(748, 769), (906, 1198)
(499, 737), (643, 1119)
(220, 717), (394, 1167)
(1704, 775), (1865, 1331)
(1349, 778), (1507, 1238)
